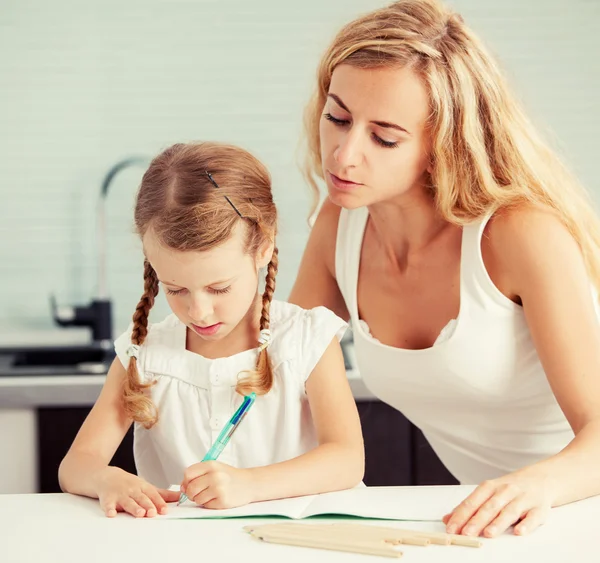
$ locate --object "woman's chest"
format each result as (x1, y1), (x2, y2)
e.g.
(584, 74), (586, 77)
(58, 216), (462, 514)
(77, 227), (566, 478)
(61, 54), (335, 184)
(357, 240), (461, 350)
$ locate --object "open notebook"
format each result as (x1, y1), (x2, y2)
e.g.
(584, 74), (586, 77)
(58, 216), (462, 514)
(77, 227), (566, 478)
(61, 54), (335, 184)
(161, 485), (475, 521)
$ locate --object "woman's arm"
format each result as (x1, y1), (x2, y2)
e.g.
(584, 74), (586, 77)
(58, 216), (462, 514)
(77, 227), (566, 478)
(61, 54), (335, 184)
(288, 199), (350, 320)
(445, 206), (600, 537)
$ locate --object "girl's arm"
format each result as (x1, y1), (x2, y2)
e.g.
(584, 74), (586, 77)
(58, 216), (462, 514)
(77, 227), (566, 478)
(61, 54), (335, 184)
(181, 337), (365, 507)
(59, 358), (179, 516)
(58, 359), (131, 496)
(247, 336), (365, 498)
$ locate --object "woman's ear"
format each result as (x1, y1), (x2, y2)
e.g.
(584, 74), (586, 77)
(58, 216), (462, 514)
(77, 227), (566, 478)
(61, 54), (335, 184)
(256, 240), (275, 270)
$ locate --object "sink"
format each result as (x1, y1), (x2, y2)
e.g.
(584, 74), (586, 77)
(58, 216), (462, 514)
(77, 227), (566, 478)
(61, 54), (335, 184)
(0, 345), (115, 377)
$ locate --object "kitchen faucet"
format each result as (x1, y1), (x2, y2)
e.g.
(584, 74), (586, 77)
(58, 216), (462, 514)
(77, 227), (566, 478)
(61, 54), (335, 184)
(51, 157), (148, 348)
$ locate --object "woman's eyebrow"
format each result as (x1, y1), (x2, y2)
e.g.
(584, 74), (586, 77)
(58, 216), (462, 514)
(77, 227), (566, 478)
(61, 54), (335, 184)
(328, 92), (411, 135)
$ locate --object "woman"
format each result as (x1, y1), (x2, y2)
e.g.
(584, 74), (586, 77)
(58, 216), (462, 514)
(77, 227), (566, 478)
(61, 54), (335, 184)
(290, 0), (600, 539)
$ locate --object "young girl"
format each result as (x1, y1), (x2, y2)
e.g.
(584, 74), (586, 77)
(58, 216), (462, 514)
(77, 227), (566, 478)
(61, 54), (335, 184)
(58, 141), (364, 518)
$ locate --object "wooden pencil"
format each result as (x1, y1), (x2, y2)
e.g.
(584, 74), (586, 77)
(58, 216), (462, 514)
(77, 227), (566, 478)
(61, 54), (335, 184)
(245, 522), (482, 548)
(253, 530), (404, 558)
(247, 523), (431, 546)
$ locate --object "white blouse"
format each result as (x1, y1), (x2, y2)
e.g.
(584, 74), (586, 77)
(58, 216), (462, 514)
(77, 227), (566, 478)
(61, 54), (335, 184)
(115, 300), (347, 488)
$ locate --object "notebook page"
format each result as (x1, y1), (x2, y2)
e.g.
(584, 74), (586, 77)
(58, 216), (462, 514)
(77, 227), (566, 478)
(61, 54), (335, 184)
(160, 493), (318, 520)
(301, 486), (476, 521)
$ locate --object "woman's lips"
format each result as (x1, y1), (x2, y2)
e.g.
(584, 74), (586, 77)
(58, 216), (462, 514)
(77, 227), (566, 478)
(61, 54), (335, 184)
(328, 171), (363, 191)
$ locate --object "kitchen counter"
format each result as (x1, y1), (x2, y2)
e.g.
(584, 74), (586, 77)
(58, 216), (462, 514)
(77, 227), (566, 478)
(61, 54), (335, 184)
(0, 369), (374, 408)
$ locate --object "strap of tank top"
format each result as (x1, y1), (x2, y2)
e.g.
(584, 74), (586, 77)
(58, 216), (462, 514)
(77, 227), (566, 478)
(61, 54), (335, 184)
(335, 207), (369, 322)
(460, 212), (521, 310)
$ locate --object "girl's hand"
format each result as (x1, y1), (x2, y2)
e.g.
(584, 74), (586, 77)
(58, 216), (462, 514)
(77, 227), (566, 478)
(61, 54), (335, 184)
(181, 461), (255, 509)
(443, 470), (556, 537)
(95, 466), (180, 518)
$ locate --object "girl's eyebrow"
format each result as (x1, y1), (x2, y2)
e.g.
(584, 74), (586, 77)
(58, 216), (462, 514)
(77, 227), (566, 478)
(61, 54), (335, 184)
(158, 279), (183, 288)
(158, 275), (237, 288)
(208, 276), (236, 286)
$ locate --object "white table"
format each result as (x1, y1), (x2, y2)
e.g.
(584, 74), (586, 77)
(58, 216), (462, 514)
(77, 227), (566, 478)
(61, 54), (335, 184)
(2, 486), (599, 563)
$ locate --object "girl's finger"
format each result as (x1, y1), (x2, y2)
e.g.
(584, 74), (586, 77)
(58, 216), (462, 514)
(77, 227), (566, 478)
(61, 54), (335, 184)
(120, 497), (146, 518)
(181, 463), (209, 491)
(132, 492), (159, 517)
(156, 487), (181, 505)
(144, 487), (172, 515)
(192, 485), (219, 508)
(100, 497), (118, 518)
(185, 474), (212, 503)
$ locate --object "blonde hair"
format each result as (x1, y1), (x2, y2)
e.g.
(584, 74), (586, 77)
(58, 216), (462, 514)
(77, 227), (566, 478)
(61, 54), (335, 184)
(304, 0), (600, 289)
(125, 142), (278, 429)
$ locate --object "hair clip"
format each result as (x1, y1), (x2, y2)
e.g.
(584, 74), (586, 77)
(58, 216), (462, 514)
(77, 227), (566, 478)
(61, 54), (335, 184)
(205, 171), (243, 218)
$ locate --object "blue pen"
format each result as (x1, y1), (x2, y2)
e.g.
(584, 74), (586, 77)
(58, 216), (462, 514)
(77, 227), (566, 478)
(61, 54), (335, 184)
(177, 392), (256, 506)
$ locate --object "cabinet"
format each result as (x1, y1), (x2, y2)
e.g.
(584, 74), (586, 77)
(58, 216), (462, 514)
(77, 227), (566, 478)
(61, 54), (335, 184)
(37, 407), (136, 493)
(356, 401), (457, 486)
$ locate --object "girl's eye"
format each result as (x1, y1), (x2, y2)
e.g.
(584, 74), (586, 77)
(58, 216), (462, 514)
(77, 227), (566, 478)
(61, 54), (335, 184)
(165, 288), (186, 296)
(210, 286), (231, 295)
(324, 112), (349, 126)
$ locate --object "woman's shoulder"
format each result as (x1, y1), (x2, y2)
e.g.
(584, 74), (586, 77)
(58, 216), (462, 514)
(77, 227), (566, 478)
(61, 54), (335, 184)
(481, 204), (580, 300)
(484, 204), (573, 264)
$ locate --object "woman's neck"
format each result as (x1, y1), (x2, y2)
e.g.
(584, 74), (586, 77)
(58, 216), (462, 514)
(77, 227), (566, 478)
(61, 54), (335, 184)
(367, 187), (452, 271)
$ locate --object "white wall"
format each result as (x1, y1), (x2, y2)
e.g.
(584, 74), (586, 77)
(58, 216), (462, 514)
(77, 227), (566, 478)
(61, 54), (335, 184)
(1, 0), (598, 341)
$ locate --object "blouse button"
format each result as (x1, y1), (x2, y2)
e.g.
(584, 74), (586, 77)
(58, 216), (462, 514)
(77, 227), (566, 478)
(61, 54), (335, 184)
(210, 417), (221, 430)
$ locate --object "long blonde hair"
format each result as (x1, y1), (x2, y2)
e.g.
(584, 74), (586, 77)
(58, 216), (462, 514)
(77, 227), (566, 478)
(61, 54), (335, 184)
(125, 142), (278, 429)
(304, 0), (600, 289)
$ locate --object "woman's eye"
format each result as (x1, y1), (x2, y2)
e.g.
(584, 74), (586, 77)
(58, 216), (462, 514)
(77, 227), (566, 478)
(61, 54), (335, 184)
(324, 112), (349, 126)
(372, 134), (399, 149)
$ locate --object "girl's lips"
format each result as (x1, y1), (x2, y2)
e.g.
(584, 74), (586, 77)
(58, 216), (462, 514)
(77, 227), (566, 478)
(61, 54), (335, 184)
(191, 323), (222, 336)
(328, 171), (362, 191)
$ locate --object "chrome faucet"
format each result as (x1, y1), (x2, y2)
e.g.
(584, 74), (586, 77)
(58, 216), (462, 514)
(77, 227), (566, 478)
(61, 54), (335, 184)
(51, 157), (148, 348)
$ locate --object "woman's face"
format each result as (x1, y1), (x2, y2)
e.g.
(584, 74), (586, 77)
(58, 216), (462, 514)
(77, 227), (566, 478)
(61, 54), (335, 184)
(319, 64), (433, 209)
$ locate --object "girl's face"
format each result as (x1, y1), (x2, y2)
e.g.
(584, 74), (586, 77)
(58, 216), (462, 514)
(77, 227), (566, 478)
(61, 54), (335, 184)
(143, 223), (272, 343)
(319, 64), (433, 209)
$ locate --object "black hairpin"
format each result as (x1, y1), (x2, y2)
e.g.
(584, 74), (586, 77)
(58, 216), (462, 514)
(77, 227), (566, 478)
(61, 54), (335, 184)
(205, 171), (243, 218)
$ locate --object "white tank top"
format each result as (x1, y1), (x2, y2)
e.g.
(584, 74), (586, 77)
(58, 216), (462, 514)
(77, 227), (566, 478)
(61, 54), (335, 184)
(336, 206), (583, 485)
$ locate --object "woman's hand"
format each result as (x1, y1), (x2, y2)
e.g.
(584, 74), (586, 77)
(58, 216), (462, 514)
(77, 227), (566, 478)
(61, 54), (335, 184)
(95, 466), (179, 518)
(181, 461), (255, 509)
(443, 469), (557, 537)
